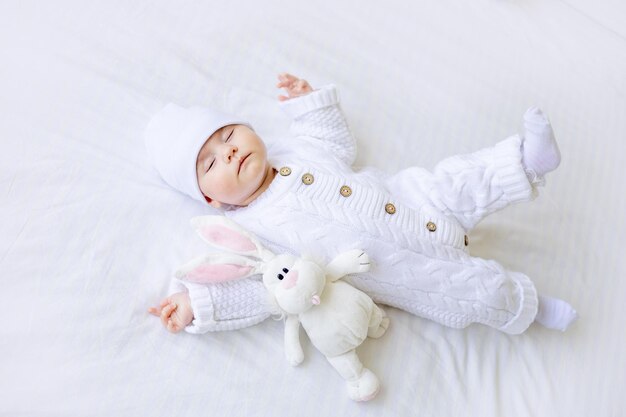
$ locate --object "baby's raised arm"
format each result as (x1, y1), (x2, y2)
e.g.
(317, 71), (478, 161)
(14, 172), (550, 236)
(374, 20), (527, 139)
(276, 73), (357, 166)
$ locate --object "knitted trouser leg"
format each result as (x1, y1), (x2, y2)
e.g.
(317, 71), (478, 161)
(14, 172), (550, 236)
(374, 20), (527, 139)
(385, 135), (535, 231)
(352, 254), (539, 335)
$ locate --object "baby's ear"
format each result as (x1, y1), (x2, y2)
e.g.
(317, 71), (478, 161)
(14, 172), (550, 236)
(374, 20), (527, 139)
(175, 253), (262, 284)
(190, 215), (273, 260)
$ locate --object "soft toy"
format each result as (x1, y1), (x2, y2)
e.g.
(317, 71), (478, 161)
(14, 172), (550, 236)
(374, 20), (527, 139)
(175, 215), (389, 402)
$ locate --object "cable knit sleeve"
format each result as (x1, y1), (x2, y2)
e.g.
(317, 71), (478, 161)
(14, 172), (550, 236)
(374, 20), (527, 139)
(278, 84), (357, 166)
(181, 279), (275, 334)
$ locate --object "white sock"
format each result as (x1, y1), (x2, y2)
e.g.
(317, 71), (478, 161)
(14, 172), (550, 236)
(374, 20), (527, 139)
(535, 295), (578, 332)
(521, 107), (561, 178)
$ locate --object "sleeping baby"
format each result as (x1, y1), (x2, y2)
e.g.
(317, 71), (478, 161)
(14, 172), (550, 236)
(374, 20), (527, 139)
(146, 73), (577, 335)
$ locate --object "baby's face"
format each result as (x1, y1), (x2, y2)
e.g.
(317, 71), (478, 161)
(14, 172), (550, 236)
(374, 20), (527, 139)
(196, 124), (271, 208)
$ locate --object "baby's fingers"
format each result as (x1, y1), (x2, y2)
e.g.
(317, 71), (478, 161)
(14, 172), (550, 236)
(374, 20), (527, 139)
(276, 79), (297, 90)
(276, 73), (301, 89)
(166, 321), (181, 333)
(278, 72), (297, 82)
(294, 79), (308, 92)
(160, 303), (177, 327)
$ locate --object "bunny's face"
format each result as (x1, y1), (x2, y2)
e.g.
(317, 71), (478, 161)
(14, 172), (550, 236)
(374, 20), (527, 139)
(263, 254), (326, 315)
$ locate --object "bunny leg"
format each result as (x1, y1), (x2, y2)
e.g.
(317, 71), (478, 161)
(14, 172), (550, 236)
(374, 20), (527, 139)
(367, 305), (389, 339)
(284, 315), (304, 366)
(326, 350), (380, 401)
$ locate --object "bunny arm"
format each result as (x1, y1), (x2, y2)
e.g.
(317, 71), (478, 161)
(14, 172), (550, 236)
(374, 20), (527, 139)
(325, 250), (371, 282)
(284, 315), (304, 366)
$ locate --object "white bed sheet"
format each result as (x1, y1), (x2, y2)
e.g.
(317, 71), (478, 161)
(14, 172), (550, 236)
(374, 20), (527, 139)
(1, 1), (625, 416)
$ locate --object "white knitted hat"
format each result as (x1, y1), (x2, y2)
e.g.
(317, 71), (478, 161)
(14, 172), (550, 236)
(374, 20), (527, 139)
(144, 103), (250, 204)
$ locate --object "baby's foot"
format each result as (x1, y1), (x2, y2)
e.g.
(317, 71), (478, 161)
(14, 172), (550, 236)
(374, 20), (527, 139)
(535, 295), (578, 332)
(521, 107), (561, 179)
(148, 291), (194, 333)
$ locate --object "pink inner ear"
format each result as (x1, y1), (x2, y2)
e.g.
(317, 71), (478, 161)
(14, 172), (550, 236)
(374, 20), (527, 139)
(185, 264), (253, 283)
(201, 225), (256, 252)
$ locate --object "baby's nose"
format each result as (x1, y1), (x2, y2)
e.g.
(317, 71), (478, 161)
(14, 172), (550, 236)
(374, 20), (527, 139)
(222, 144), (238, 161)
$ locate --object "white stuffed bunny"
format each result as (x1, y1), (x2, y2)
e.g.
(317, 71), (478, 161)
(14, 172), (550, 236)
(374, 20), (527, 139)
(175, 215), (389, 402)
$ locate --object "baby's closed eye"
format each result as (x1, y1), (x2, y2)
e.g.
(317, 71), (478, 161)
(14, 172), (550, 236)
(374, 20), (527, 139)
(205, 158), (215, 172)
(224, 127), (235, 142)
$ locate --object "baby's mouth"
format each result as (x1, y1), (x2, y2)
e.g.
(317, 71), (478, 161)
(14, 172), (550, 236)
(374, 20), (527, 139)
(238, 154), (250, 174)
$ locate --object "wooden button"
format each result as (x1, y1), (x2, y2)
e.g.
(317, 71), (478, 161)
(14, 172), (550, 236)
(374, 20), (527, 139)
(340, 185), (352, 197)
(302, 173), (314, 185)
(385, 203), (396, 215)
(279, 167), (291, 176)
(464, 235), (469, 246)
(426, 221), (437, 232)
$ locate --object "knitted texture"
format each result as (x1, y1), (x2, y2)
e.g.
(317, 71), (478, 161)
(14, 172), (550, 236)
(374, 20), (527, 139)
(229, 161), (538, 334)
(183, 278), (275, 334)
(175, 84), (540, 334)
(226, 85), (540, 334)
(278, 85), (357, 166)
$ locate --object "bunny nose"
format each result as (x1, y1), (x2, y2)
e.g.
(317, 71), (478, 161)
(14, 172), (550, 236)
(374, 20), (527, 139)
(282, 270), (299, 289)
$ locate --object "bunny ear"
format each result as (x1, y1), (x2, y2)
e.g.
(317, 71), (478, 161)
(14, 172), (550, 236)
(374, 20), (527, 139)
(175, 253), (264, 284)
(190, 215), (274, 261)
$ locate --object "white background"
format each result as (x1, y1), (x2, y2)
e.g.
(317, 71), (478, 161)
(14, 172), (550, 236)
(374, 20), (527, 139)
(1, 1), (624, 416)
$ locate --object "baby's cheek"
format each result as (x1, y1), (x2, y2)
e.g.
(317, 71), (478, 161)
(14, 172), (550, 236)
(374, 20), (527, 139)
(197, 173), (209, 192)
(244, 160), (266, 186)
(202, 175), (228, 197)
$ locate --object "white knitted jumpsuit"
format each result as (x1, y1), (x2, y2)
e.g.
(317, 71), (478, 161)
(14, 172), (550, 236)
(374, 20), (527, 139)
(183, 85), (540, 334)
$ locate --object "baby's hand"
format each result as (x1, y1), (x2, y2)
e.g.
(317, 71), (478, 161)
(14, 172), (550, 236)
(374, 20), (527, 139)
(276, 73), (313, 101)
(148, 291), (194, 333)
